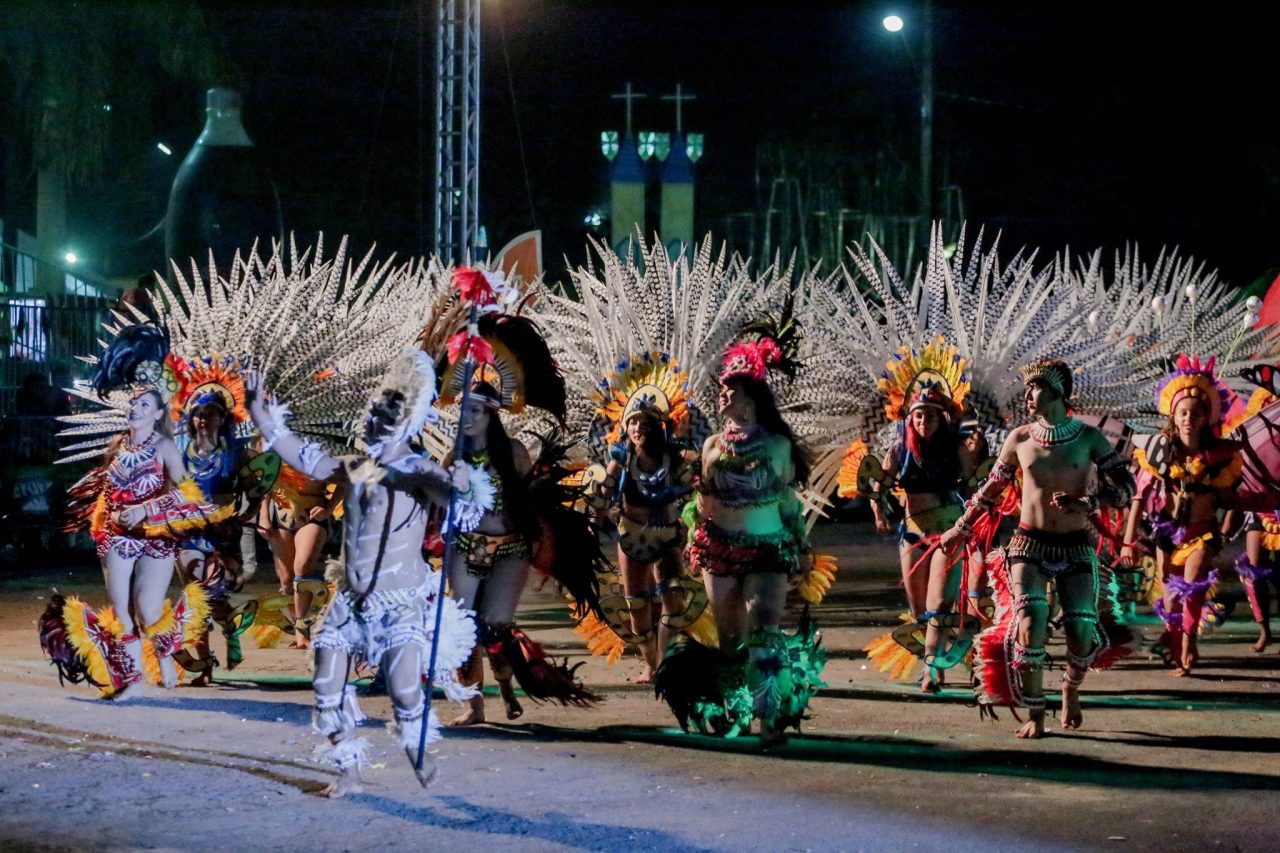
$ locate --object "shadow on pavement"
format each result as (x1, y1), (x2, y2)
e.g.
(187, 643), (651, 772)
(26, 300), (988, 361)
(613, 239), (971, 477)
(346, 792), (713, 852)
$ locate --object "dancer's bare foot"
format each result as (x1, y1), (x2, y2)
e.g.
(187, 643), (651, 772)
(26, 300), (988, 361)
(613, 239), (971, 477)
(1060, 680), (1083, 730)
(498, 679), (524, 720)
(920, 672), (941, 694)
(404, 747), (438, 788)
(1253, 626), (1271, 653)
(289, 631), (310, 650)
(158, 656), (179, 689)
(633, 664), (655, 685)
(112, 681), (146, 702)
(321, 768), (364, 798)
(1014, 710), (1046, 739)
(449, 697), (485, 727)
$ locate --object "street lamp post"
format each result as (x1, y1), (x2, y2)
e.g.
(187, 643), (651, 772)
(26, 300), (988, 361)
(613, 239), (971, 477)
(884, 3), (934, 257)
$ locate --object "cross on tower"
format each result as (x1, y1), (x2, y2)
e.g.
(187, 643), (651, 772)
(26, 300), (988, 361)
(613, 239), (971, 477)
(661, 84), (696, 134)
(611, 82), (647, 137)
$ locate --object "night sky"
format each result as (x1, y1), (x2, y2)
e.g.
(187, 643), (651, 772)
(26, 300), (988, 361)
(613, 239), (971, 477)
(21, 2), (1280, 288)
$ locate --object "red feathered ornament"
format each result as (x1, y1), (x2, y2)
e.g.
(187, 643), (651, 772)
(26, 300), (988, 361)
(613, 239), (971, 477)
(451, 266), (497, 307)
(447, 330), (494, 366)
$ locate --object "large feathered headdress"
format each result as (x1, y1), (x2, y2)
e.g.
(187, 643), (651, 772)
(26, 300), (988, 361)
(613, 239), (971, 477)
(1155, 352), (1234, 428)
(878, 337), (969, 421)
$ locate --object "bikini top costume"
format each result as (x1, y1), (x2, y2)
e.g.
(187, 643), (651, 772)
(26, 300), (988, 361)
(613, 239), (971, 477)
(621, 450), (693, 509)
(700, 426), (789, 508)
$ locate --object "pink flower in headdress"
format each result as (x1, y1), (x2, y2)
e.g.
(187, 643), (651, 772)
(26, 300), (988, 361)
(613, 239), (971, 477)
(448, 331), (494, 366)
(451, 266), (496, 307)
(720, 337), (780, 383)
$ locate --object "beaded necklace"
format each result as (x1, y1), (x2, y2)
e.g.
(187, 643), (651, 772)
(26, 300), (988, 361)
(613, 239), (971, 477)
(1029, 416), (1085, 448)
(116, 432), (159, 469)
(714, 423), (768, 457)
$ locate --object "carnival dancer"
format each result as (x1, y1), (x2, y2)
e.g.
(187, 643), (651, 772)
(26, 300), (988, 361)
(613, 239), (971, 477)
(259, 459), (344, 648)
(584, 369), (699, 682)
(1122, 354), (1243, 675)
(942, 358), (1136, 738)
(172, 368), (256, 682)
(40, 323), (219, 699)
(427, 267), (606, 724)
(656, 330), (826, 745)
(1231, 511), (1280, 652)
(865, 341), (984, 692)
(246, 350), (488, 795)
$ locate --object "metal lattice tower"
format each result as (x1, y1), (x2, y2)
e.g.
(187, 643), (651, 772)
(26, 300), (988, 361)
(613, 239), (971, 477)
(434, 0), (480, 264)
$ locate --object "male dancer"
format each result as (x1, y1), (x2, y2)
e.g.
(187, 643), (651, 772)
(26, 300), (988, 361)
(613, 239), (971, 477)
(941, 358), (1136, 738)
(246, 350), (488, 794)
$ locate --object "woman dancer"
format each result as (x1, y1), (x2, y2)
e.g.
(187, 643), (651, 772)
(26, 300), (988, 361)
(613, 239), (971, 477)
(431, 267), (604, 725)
(866, 342), (983, 691)
(659, 333), (824, 745)
(259, 459), (343, 648)
(592, 386), (697, 683)
(171, 360), (260, 681)
(1123, 354), (1242, 676)
(42, 324), (216, 698)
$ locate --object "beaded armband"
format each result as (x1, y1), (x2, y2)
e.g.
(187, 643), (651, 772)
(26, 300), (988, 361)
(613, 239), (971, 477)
(951, 491), (993, 540)
(989, 457), (1017, 485)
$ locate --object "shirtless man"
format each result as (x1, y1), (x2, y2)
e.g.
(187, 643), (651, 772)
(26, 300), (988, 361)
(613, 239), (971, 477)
(941, 358), (1136, 738)
(245, 350), (487, 795)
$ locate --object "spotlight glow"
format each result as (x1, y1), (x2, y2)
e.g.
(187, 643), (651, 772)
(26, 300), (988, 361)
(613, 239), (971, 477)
(64, 252), (78, 264)
(883, 14), (904, 32)
(157, 142), (172, 156)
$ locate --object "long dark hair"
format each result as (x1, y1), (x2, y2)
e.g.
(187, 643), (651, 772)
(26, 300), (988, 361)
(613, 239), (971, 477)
(472, 381), (538, 540)
(626, 413), (671, 463)
(727, 376), (812, 486)
(1159, 399), (1217, 457)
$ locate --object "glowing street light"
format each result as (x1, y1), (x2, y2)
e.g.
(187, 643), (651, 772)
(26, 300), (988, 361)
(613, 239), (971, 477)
(157, 142), (173, 156)
(64, 252), (79, 264)
(882, 14), (904, 32)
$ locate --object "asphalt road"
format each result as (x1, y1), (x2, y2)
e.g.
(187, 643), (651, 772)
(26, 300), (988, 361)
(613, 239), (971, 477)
(1, 522), (1276, 852)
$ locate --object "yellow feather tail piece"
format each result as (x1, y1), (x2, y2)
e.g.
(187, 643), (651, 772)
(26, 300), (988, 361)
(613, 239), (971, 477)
(572, 608), (627, 665)
(249, 623), (288, 649)
(1148, 573), (1165, 606)
(863, 625), (921, 683)
(178, 582), (211, 646)
(836, 441), (868, 499)
(683, 606), (720, 650)
(61, 597), (115, 698)
(798, 554), (838, 605)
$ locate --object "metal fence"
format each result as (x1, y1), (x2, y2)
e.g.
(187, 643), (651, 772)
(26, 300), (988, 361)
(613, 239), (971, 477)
(1, 293), (110, 413)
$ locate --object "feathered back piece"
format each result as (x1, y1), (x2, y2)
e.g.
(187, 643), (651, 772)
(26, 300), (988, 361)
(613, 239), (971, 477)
(527, 236), (790, 450)
(878, 337), (970, 421)
(56, 311), (181, 464)
(158, 235), (447, 451)
(1155, 353), (1234, 429)
(432, 265), (567, 425)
